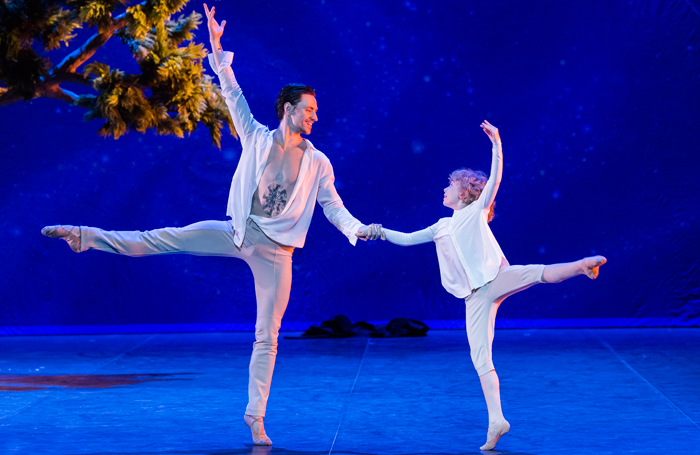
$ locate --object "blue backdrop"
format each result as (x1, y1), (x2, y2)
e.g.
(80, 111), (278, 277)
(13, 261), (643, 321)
(1, 0), (699, 334)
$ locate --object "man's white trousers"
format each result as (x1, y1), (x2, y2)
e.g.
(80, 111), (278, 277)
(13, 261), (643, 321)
(79, 218), (293, 417)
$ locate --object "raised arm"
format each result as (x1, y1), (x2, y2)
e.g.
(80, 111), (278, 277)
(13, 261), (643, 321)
(204, 4), (264, 144)
(478, 120), (503, 210)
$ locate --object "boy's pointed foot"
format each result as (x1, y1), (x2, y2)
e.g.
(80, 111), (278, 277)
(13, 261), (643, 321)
(582, 255), (607, 279)
(480, 419), (510, 451)
(244, 414), (272, 446)
(42, 225), (81, 253)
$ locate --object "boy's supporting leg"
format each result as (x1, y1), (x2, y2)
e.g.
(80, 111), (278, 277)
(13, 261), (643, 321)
(479, 369), (506, 427)
(479, 369), (510, 451)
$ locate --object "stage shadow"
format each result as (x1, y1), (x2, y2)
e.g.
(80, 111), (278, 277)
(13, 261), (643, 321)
(0, 372), (195, 391)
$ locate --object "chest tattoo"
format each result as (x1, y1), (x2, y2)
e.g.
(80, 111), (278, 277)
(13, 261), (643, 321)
(262, 182), (288, 216)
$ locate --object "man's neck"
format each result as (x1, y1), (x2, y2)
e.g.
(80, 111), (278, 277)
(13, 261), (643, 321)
(275, 118), (305, 150)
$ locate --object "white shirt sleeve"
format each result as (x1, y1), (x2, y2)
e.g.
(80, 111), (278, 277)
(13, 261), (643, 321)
(317, 160), (363, 246)
(207, 51), (266, 149)
(478, 141), (503, 209)
(383, 226), (435, 246)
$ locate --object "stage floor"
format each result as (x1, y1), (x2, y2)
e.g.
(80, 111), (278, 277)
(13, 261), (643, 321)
(1, 328), (698, 454)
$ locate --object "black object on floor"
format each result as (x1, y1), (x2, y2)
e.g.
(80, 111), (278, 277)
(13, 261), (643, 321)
(370, 317), (430, 338)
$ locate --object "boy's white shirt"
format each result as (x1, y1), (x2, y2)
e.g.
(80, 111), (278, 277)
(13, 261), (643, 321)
(384, 142), (506, 297)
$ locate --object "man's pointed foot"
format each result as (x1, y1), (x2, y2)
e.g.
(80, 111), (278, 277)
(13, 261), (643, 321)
(582, 255), (607, 279)
(244, 414), (272, 446)
(479, 420), (510, 451)
(41, 225), (81, 253)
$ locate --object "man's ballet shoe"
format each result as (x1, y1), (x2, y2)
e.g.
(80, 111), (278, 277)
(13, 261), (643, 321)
(479, 420), (510, 451)
(244, 414), (272, 446)
(41, 225), (81, 253)
(582, 255), (607, 279)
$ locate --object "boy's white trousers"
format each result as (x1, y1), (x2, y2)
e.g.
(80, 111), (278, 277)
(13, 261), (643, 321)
(465, 265), (546, 376)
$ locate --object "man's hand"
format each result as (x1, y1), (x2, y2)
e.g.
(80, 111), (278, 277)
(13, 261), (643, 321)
(480, 120), (501, 144)
(356, 224), (386, 241)
(203, 3), (226, 50)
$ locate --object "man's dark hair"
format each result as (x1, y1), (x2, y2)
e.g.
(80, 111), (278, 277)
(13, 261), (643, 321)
(275, 84), (316, 121)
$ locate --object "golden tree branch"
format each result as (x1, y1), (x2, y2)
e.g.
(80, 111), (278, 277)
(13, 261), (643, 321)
(0, 82), (78, 107)
(37, 83), (78, 104)
(54, 13), (131, 76)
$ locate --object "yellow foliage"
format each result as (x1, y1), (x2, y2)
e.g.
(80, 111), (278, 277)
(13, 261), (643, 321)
(1, 0), (236, 147)
(44, 8), (82, 51)
(79, 3), (107, 23)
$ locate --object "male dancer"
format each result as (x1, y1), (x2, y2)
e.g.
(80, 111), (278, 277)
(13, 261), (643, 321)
(42, 4), (383, 446)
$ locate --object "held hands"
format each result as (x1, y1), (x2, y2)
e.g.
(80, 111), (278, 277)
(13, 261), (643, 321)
(356, 224), (386, 241)
(480, 120), (501, 144)
(203, 3), (226, 49)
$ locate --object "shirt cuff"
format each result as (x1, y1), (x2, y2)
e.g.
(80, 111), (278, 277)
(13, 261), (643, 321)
(207, 51), (234, 75)
(346, 220), (363, 246)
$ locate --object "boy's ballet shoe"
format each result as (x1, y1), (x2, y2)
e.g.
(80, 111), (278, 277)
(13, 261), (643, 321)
(244, 414), (272, 446)
(582, 255), (607, 279)
(41, 225), (81, 253)
(479, 420), (510, 451)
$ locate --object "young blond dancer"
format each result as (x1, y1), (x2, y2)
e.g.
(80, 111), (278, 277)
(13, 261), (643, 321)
(362, 120), (606, 450)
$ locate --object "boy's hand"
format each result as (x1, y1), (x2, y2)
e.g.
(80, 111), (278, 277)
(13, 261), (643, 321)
(480, 120), (501, 144)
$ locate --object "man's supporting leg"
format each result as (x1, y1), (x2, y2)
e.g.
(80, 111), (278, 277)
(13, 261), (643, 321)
(243, 221), (294, 445)
(543, 256), (607, 282)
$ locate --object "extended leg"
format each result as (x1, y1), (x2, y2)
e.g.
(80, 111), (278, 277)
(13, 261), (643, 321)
(42, 221), (241, 257)
(243, 221), (294, 446)
(543, 256), (607, 282)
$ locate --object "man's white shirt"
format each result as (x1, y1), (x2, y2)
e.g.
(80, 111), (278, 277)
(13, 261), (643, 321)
(208, 51), (363, 248)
